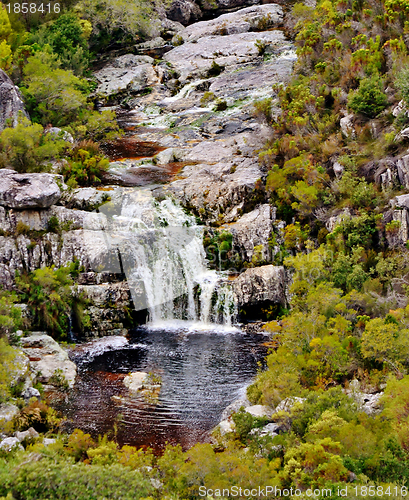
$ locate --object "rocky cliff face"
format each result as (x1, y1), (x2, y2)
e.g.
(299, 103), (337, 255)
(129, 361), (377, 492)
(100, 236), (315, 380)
(0, 70), (29, 131)
(0, 3), (294, 336)
(166, 0), (273, 25)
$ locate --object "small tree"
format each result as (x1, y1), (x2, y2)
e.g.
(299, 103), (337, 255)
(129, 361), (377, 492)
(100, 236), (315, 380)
(16, 266), (74, 339)
(347, 75), (388, 118)
(0, 115), (67, 172)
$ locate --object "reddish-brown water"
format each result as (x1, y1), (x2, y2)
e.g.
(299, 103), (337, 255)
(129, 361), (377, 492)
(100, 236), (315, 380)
(62, 327), (267, 454)
(101, 137), (166, 161)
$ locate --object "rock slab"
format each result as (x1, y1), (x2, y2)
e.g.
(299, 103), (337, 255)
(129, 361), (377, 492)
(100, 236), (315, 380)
(233, 265), (286, 307)
(0, 169), (63, 209)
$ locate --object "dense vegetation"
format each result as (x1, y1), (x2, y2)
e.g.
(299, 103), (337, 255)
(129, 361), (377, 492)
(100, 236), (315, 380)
(0, 0), (121, 179)
(2, 0), (409, 498)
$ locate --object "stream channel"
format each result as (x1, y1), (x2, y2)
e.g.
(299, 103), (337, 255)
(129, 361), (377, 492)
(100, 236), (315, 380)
(61, 121), (269, 452)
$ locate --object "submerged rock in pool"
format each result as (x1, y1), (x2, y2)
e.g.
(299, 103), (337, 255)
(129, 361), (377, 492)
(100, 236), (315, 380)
(123, 371), (162, 404)
(124, 372), (149, 394)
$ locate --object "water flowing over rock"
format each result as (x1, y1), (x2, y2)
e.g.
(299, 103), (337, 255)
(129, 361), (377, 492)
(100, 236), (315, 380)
(0, 170), (64, 209)
(84, 189), (238, 326)
(0, 70), (29, 131)
(0, 2), (296, 335)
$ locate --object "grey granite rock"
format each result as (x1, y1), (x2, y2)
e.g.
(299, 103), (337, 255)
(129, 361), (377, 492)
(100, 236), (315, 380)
(232, 265), (286, 307)
(20, 333), (77, 389)
(0, 170), (63, 209)
(0, 70), (29, 131)
(227, 204), (275, 262)
(175, 4), (283, 43)
(0, 436), (23, 451)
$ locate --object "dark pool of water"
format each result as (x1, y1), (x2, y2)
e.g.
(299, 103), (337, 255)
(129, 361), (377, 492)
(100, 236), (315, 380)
(61, 326), (267, 453)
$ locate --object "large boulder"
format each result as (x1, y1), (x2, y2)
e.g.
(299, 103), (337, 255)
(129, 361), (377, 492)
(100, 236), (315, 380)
(226, 204), (275, 263)
(175, 4), (283, 43)
(167, 135), (266, 223)
(167, 0), (202, 25)
(0, 70), (29, 131)
(221, 395), (250, 420)
(20, 333), (77, 389)
(245, 404), (273, 418)
(123, 372), (149, 394)
(0, 170), (63, 209)
(232, 265), (286, 307)
(167, 0), (264, 25)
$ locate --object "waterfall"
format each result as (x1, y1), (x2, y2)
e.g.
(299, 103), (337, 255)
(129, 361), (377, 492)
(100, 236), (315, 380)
(89, 188), (237, 328)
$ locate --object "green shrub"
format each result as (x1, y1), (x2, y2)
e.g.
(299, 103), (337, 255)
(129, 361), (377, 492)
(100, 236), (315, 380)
(0, 337), (19, 403)
(16, 266), (74, 339)
(207, 60), (223, 77)
(395, 67), (409, 107)
(253, 97), (272, 122)
(0, 116), (67, 173)
(61, 148), (109, 187)
(0, 292), (22, 339)
(3, 461), (153, 500)
(348, 75), (388, 118)
(29, 14), (90, 75)
(213, 98), (227, 111)
(21, 51), (89, 127)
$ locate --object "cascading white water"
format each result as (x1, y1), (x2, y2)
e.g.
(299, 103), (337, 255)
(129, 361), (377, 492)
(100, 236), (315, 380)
(93, 188), (237, 327)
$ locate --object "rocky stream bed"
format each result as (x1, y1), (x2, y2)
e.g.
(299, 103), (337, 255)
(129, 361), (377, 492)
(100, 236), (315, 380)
(0, 3), (300, 450)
